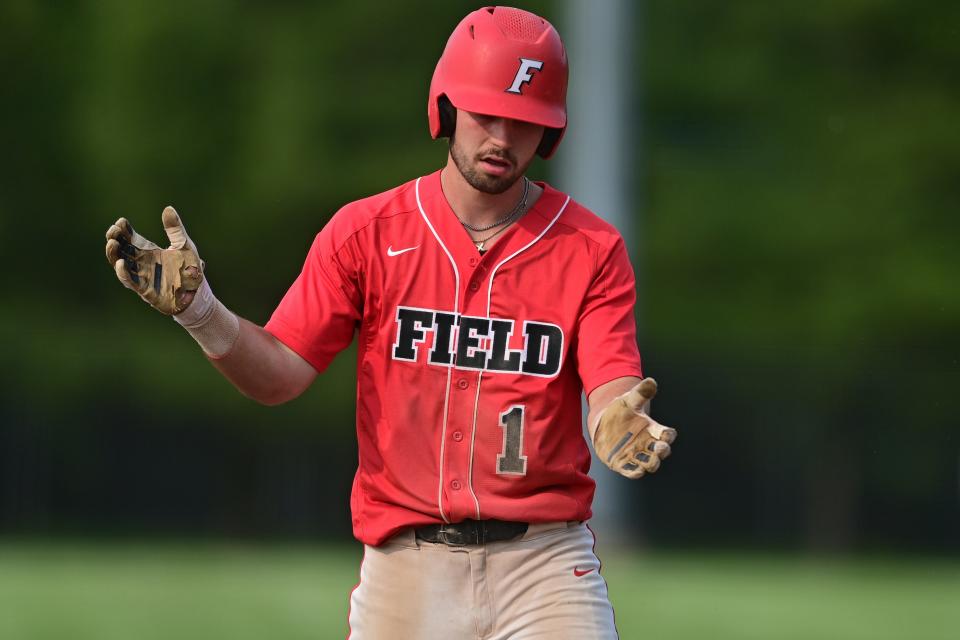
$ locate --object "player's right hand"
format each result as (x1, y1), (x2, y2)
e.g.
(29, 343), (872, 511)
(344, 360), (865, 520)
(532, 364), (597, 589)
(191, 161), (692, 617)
(104, 206), (204, 315)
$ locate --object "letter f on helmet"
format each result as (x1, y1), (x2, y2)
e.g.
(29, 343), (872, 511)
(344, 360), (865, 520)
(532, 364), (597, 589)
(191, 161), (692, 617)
(506, 58), (544, 94)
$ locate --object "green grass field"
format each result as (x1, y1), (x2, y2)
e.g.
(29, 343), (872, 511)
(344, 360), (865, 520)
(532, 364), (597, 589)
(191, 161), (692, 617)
(0, 542), (957, 639)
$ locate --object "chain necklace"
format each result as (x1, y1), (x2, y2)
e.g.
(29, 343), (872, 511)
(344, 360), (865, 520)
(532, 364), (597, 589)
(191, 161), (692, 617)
(457, 177), (530, 232)
(472, 220), (517, 253)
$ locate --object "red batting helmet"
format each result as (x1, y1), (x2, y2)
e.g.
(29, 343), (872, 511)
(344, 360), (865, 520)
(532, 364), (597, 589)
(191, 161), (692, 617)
(428, 6), (568, 158)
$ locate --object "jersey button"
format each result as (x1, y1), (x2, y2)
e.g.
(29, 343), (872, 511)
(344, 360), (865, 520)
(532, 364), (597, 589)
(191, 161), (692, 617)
(469, 280), (480, 292)
(457, 378), (468, 390)
(452, 431), (463, 442)
(451, 479), (462, 490)
(469, 257), (478, 267)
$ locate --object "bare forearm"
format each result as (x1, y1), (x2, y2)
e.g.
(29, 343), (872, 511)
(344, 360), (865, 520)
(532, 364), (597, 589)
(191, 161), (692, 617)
(172, 279), (317, 404)
(207, 317), (317, 405)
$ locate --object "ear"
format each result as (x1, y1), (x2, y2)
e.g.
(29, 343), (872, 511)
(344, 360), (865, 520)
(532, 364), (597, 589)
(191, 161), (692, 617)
(438, 95), (457, 138)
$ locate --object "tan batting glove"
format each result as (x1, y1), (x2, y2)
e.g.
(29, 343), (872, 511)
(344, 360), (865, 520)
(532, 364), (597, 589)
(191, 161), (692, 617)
(591, 378), (677, 479)
(105, 206), (203, 315)
(105, 206), (239, 357)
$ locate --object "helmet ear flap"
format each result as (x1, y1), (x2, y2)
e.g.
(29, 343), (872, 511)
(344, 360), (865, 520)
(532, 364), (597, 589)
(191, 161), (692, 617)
(537, 127), (563, 158)
(438, 96), (457, 138)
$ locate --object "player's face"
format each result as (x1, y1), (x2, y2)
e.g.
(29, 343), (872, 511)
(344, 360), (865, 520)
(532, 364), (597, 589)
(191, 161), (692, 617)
(449, 110), (544, 195)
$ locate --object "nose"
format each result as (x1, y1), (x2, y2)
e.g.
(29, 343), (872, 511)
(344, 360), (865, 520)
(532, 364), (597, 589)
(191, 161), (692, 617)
(485, 117), (516, 146)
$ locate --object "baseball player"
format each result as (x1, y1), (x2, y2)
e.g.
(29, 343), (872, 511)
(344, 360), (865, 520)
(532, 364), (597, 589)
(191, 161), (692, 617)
(104, 6), (676, 639)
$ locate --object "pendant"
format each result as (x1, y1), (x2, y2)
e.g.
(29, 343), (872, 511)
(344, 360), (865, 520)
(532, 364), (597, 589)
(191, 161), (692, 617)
(475, 241), (485, 251)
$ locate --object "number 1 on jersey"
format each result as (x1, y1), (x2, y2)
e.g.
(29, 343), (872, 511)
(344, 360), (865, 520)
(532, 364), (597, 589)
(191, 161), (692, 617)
(497, 405), (527, 475)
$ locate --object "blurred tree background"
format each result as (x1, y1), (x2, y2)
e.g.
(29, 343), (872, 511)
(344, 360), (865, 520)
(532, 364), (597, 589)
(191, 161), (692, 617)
(0, 0), (957, 554)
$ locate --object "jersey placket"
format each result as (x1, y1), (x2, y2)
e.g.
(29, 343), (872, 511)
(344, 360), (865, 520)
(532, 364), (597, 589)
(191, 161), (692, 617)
(416, 175), (482, 522)
(439, 217), (549, 522)
(441, 251), (490, 522)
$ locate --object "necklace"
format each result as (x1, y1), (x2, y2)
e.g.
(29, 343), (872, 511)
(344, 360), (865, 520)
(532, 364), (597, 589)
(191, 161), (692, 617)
(473, 221), (515, 252)
(457, 178), (530, 232)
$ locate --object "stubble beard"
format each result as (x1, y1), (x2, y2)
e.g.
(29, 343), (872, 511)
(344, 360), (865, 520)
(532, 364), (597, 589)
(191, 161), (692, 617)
(449, 135), (529, 195)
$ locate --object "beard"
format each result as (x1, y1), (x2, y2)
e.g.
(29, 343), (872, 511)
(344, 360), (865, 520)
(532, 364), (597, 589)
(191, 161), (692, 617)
(449, 135), (530, 195)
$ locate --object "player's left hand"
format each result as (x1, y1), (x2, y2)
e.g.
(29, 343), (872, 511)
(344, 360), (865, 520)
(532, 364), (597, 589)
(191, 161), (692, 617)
(593, 378), (677, 479)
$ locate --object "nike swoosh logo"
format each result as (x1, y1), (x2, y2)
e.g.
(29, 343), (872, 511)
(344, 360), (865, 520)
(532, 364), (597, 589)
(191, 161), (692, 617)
(387, 245), (419, 257)
(573, 567), (596, 577)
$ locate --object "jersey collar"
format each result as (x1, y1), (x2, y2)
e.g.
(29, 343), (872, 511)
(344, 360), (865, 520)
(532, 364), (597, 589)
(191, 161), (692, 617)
(417, 169), (568, 267)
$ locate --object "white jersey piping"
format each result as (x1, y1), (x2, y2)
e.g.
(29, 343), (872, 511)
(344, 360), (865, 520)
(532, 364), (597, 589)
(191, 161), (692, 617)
(467, 194), (572, 519)
(414, 176), (458, 523)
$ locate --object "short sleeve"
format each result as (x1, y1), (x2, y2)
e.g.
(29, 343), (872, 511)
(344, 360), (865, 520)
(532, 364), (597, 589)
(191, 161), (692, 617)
(575, 235), (643, 398)
(264, 218), (363, 373)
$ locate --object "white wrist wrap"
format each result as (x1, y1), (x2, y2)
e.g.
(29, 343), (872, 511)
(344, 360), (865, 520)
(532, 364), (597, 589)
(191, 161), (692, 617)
(588, 407), (606, 445)
(173, 278), (240, 358)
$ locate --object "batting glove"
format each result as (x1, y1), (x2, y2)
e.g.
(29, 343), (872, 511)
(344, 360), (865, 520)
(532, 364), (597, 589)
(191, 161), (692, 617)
(591, 378), (677, 479)
(105, 206), (204, 315)
(105, 206), (239, 357)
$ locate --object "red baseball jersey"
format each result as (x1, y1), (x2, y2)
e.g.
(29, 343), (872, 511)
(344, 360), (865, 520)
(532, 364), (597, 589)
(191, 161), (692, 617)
(265, 170), (642, 545)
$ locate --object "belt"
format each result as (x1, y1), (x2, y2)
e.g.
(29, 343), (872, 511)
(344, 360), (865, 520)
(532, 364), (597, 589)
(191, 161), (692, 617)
(415, 519), (529, 546)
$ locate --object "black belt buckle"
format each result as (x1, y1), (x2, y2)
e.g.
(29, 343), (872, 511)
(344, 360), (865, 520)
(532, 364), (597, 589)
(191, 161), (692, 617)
(439, 521), (480, 546)
(416, 519), (528, 546)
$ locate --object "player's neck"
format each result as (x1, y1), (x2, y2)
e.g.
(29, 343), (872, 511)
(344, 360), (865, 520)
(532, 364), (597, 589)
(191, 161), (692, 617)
(440, 164), (534, 229)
